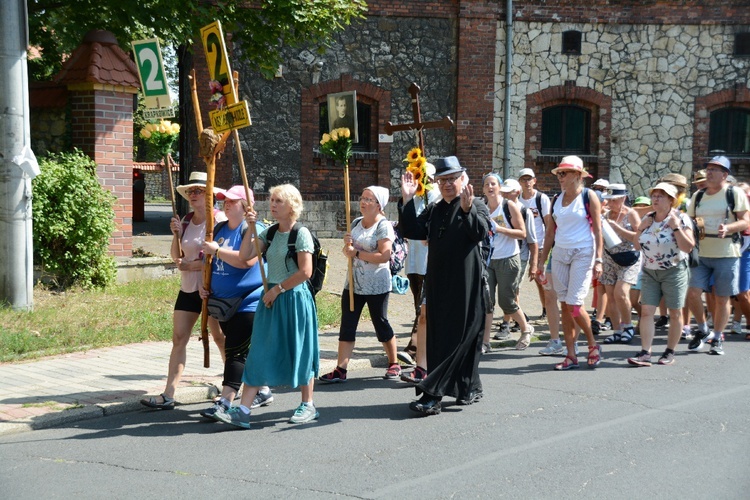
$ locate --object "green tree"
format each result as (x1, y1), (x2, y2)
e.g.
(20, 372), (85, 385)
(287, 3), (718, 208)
(28, 0), (367, 81)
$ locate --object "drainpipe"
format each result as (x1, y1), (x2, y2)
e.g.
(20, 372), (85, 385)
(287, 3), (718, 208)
(0, 0), (35, 310)
(502, 0), (513, 180)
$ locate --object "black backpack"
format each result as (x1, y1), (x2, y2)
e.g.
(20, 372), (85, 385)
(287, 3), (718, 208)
(266, 222), (328, 297)
(502, 199), (530, 249)
(693, 185), (741, 245)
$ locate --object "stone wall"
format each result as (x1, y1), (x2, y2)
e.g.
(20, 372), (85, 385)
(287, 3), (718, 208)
(29, 107), (68, 155)
(496, 21), (750, 197)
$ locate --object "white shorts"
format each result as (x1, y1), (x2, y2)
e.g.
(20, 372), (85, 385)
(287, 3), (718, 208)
(552, 246), (594, 306)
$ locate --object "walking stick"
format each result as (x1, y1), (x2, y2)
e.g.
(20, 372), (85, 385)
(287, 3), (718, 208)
(233, 71), (267, 291)
(343, 159), (354, 310)
(165, 154), (182, 256)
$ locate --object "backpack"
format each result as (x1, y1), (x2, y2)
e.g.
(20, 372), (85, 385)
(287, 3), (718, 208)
(502, 199), (530, 249)
(266, 222), (328, 297)
(693, 185), (742, 245)
(352, 217), (408, 276)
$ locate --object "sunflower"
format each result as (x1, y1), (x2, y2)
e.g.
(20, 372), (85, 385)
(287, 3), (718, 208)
(410, 156), (426, 173)
(415, 182), (426, 197)
(404, 147), (422, 163)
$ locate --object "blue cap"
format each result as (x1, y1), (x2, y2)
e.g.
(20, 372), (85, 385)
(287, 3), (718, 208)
(706, 155), (731, 172)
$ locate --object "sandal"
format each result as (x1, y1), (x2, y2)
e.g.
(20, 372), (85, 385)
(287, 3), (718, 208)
(515, 332), (532, 350)
(619, 326), (635, 344)
(140, 393), (175, 410)
(587, 344), (602, 368)
(554, 355), (579, 371)
(602, 332), (622, 344)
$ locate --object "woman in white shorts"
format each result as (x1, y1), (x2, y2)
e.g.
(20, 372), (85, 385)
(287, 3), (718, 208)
(538, 156), (603, 370)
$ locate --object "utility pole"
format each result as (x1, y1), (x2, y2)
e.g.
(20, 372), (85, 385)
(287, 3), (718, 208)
(0, 0), (36, 310)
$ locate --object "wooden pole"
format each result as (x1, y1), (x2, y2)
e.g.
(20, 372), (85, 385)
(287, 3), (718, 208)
(343, 160), (354, 311)
(165, 154), (182, 256)
(189, 70), (203, 134)
(200, 154), (216, 369)
(232, 71), (267, 291)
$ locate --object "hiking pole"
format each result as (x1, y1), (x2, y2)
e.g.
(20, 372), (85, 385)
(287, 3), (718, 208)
(233, 71), (267, 291)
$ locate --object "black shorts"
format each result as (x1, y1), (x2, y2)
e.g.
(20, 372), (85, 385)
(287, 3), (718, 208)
(174, 290), (202, 313)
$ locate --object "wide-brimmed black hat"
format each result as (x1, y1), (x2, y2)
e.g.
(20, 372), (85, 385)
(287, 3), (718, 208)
(434, 156), (465, 177)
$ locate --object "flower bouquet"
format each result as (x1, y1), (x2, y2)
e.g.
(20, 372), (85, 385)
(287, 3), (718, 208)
(320, 127), (353, 165)
(404, 147), (434, 197)
(139, 120), (180, 160)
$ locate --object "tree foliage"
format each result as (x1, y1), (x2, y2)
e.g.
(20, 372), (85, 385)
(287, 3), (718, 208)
(32, 150), (117, 289)
(28, 0), (368, 80)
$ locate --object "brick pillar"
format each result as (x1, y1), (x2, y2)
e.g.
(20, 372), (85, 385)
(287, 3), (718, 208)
(57, 30), (141, 257)
(456, 1), (499, 179)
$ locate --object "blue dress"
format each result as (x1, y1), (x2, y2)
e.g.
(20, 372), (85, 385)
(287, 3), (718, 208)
(242, 226), (319, 388)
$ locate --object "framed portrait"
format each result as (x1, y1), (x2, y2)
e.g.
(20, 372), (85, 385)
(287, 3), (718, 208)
(327, 91), (358, 143)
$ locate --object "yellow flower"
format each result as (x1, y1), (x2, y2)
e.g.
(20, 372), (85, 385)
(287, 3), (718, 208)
(140, 128), (152, 139)
(415, 183), (426, 197)
(342, 128), (351, 138)
(170, 123), (180, 135)
(405, 147), (422, 163)
(320, 133), (331, 145)
(413, 157), (426, 172)
(331, 130), (339, 141)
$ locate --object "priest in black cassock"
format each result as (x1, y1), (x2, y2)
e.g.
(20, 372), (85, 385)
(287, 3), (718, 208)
(398, 156), (491, 416)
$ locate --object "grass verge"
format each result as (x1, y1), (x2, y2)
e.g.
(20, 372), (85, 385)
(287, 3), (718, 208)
(0, 277), (346, 363)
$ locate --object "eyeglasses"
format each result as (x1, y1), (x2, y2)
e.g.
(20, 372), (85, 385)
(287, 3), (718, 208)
(437, 175), (461, 186)
(186, 188), (206, 196)
(705, 167), (725, 174)
(359, 196), (378, 204)
(556, 171), (570, 178)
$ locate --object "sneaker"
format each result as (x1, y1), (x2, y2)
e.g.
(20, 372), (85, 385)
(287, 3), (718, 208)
(540, 308), (547, 320)
(591, 319), (603, 336)
(384, 363), (402, 379)
(658, 350), (675, 365)
(289, 402), (319, 424)
(397, 348), (416, 366)
(539, 339), (565, 356)
(709, 335), (725, 355)
(200, 401), (228, 419)
(212, 406), (251, 429)
(493, 322), (511, 340)
(654, 315), (669, 328)
(481, 342), (492, 354)
(731, 321), (743, 335)
(250, 390), (274, 409)
(510, 321), (521, 332)
(319, 367), (347, 383)
(627, 350), (652, 367)
(681, 326), (693, 340)
(688, 329), (714, 351)
(408, 394), (442, 415)
(603, 318), (613, 331)
(400, 366), (426, 384)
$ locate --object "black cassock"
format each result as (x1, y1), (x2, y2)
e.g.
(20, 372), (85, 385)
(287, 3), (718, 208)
(399, 196), (490, 400)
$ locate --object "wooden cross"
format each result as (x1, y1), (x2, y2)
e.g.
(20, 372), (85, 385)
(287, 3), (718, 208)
(384, 82), (454, 157)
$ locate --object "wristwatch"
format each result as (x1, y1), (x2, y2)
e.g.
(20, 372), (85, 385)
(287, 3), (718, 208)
(278, 283), (286, 293)
(594, 258), (603, 263)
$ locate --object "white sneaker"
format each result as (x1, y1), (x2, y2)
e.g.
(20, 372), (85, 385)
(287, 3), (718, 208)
(731, 321), (743, 334)
(681, 326), (693, 340)
(539, 339), (565, 356)
(289, 402), (319, 424)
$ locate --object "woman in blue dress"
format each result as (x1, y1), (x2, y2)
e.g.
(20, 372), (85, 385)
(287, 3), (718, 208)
(212, 184), (320, 429)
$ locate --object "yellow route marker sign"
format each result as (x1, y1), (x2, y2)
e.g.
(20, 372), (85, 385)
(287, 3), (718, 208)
(200, 21), (237, 107)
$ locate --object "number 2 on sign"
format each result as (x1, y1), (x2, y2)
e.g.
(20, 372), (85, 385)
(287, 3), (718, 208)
(138, 48), (164, 92)
(205, 32), (228, 86)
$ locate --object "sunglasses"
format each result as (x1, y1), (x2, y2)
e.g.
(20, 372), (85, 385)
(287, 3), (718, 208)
(185, 188), (206, 196)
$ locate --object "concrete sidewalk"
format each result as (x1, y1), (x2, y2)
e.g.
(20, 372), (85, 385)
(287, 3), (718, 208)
(0, 204), (548, 435)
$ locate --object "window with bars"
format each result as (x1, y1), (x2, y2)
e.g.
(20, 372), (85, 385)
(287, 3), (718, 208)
(709, 107), (750, 155)
(541, 105), (591, 154)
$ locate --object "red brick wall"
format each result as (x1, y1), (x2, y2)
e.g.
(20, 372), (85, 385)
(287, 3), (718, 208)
(300, 74), (392, 200)
(693, 84), (750, 178)
(456, 2), (499, 179)
(69, 89), (134, 257)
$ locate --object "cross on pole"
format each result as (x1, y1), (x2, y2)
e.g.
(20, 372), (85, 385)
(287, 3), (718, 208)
(384, 82), (454, 157)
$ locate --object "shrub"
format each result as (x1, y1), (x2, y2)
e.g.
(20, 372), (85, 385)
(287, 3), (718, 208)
(33, 150), (117, 288)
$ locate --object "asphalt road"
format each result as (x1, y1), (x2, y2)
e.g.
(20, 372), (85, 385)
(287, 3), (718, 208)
(2, 335), (749, 499)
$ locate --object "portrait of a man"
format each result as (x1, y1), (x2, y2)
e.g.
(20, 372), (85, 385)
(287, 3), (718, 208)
(327, 91), (358, 143)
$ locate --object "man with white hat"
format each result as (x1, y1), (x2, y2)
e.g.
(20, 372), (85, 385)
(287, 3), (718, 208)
(686, 155), (750, 355)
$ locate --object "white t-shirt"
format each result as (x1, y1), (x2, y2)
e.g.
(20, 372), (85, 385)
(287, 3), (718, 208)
(347, 217), (395, 295)
(489, 203), (521, 260)
(552, 191), (593, 250)
(519, 190), (550, 245)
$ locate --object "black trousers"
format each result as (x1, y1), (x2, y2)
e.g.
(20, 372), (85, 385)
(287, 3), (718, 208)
(219, 311), (254, 392)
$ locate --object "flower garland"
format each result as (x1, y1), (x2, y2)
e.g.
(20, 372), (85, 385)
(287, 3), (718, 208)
(209, 80), (226, 109)
(139, 120), (180, 160)
(320, 127), (353, 165)
(404, 147), (433, 198)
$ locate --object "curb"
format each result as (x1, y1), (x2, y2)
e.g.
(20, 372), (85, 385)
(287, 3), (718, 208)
(0, 355), (386, 437)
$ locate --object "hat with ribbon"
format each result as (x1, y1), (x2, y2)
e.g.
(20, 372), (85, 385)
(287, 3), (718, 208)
(176, 171), (208, 200)
(550, 155), (593, 178)
(602, 183), (628, 199)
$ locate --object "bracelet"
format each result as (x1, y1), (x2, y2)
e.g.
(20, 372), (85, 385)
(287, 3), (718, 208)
(215, 248), (221, 259)
(278, 283), (286, 293)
